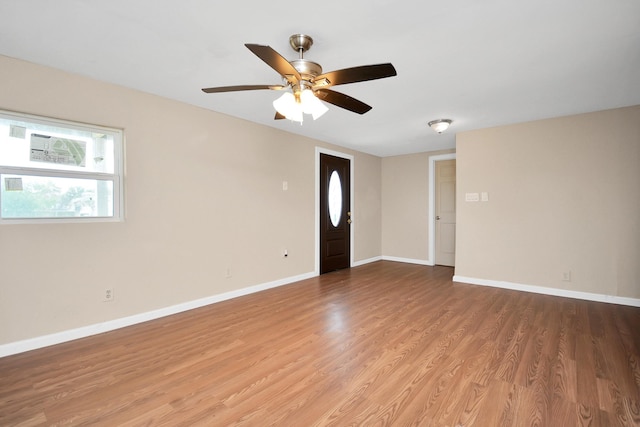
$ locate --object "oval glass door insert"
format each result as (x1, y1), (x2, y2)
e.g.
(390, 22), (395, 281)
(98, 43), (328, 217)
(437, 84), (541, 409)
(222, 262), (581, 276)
(328, 170), (342, 227)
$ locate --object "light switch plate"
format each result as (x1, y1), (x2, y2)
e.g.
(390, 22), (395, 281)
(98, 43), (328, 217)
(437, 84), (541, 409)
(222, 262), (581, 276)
(465, 192), (479, 202)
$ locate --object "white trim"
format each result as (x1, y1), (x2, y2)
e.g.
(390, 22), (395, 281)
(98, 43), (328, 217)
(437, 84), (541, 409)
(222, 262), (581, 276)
(382, 255), (432, 266)
(453, 275), (640, 307)
(315, 147), (355, 274)
(428, 153), (456, 266)
(0, 271), (316, 358)
(352, 256), (383, 267)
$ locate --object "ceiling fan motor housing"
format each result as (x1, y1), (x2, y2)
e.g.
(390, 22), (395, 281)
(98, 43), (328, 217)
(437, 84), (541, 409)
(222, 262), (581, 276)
(289, 34), (323, 94)
(291, 59), (322, 79)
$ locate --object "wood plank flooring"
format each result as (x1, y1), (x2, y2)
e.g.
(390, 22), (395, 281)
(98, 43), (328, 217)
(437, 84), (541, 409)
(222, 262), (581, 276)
(1, 261), (639, 426)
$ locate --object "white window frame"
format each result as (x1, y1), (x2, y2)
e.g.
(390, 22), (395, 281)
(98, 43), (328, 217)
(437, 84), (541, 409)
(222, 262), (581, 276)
(0, 110), (124, 224)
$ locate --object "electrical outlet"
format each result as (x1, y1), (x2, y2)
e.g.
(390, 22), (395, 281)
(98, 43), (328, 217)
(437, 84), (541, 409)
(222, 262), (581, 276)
(225, 268), (232, 278)
(562, 271), (572, 282)
(103, 288), (114, 302)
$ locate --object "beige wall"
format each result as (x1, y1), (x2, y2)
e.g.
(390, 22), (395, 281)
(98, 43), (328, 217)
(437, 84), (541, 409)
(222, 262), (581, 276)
(0, 55), (382, 345)
(456, 106), (640, 299)
(3, 53), (636, 348)
(381, 149), (455, 263)
(354, 152), (382, 262)
(382, 153), (429, 261)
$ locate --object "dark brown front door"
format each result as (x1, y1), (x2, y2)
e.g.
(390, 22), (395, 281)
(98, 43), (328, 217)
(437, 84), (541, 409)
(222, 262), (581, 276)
(320, 153), (351, 274)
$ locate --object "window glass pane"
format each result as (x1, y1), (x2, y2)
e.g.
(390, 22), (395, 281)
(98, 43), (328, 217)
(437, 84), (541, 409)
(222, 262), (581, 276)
(0, 110), (122, 222)
(1, 174), (113, 218)
(0, 115), (115, 174)
(328, 170), (342, 227)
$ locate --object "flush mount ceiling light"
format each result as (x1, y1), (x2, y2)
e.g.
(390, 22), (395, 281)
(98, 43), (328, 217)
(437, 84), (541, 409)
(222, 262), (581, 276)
(428, 119), (452, 134)
(201, 34), (397, 123)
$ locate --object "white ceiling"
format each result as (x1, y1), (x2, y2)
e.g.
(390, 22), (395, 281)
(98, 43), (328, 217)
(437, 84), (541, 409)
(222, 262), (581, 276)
(1, 0), (639, 157)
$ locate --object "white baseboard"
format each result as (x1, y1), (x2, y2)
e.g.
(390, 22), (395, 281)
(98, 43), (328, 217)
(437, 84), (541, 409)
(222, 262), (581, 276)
(0, 271), (317, 358)
(453, 275), (640, 307)
(10, 269), (636, 358)
(352, 256), (382, 267)
(382, 256), (434, 266)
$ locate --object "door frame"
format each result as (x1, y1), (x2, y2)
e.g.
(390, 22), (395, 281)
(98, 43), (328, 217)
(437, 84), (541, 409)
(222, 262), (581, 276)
(315, 147), (354, 275)
(428, 153), (457, 266)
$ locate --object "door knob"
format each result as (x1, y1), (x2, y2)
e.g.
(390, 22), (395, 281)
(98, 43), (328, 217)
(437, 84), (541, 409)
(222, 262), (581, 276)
(347, 219), (352, 224)
(436, 216), (441, 220)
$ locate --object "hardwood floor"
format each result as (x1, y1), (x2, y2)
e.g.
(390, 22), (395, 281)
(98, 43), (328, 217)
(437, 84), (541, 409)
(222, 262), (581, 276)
(1, 261), (639, 426)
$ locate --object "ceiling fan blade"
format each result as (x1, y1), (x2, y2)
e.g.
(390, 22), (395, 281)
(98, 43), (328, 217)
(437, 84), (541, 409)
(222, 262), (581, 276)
(315, 63), (397, 87)
(202, 84), (285, 93)
(315, 89), (372, 114)
(274, 111), (286, 120)
(245, 44), (301, 83)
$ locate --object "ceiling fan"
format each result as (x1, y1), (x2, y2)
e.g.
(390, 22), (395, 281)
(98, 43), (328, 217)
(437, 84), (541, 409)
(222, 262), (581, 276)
(202, 34), (397, 122)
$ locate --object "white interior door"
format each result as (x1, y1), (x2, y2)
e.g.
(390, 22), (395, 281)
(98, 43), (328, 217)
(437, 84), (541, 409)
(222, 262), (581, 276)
(435, 159), (456, 266)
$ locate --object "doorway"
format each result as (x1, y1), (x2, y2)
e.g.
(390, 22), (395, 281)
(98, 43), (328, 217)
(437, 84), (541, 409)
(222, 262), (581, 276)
(434, 159), (456, 266)
(319, 152), (351, 274)
(428, 153), (457, 266)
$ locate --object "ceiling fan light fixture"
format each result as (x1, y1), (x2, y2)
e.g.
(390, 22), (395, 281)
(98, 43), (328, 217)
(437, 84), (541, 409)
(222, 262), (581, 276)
(301, 89), (328, 120)
(273, 89), (328, 122)
(428, 119), (452, 134)
(273, 92), (303, 122)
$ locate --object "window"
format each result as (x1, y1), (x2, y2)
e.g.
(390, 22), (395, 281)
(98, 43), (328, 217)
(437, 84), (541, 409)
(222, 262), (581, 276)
(0, 110), (123, 223)
(328, 170), (342, 227)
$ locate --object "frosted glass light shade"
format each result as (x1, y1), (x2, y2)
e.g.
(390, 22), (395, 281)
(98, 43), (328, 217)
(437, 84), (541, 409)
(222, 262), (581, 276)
(300, 89), (328, 120)
(273, 92), (303, 122)
(273, 90), (328, 122)
(428, 119), (452, 134)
